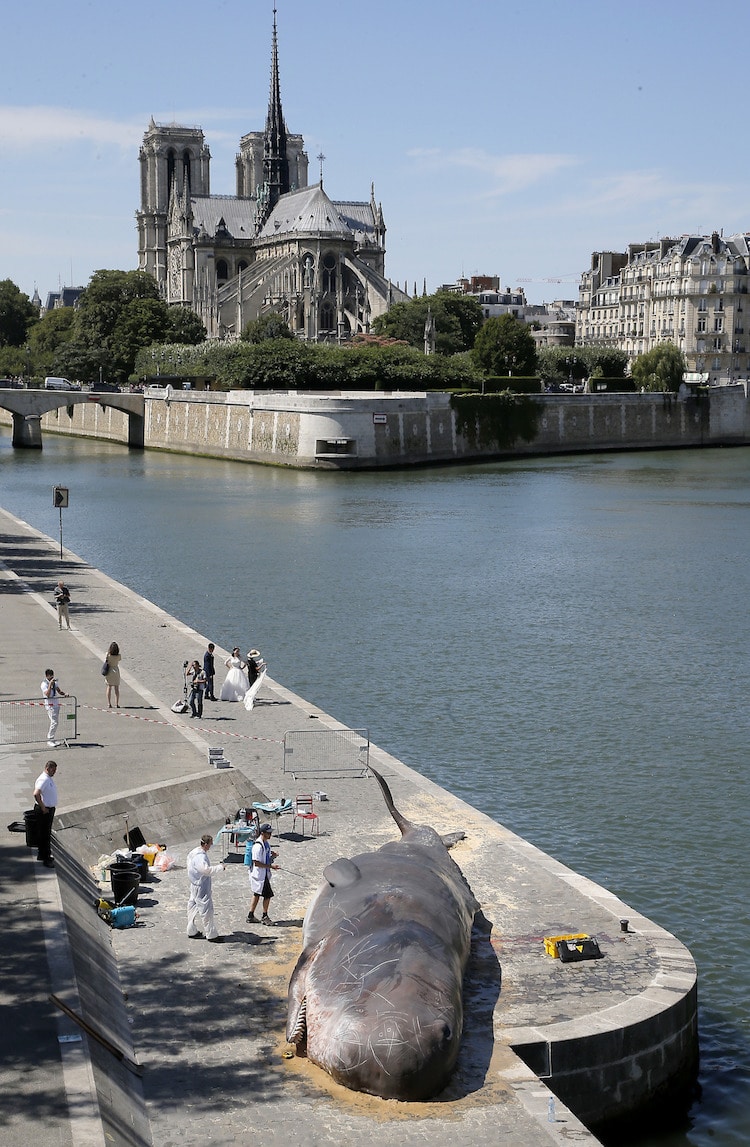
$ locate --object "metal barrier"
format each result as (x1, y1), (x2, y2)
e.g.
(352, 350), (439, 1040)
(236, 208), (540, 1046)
(283, 727), (369, 779)
(0, 697), (78, 746)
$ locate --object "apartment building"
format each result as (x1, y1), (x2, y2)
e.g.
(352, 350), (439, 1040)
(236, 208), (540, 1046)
(576, 232), (750, 382)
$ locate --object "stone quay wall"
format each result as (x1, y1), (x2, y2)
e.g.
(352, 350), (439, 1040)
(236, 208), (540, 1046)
(3, 383), (749, 467)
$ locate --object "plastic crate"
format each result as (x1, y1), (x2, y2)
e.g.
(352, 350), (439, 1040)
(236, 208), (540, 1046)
(543, 933), (590, 958)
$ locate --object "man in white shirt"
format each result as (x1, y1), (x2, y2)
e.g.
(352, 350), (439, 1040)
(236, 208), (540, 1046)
(186, 833), (225, 943)
(33, 759), (58, 867)
(41, 668), (67, 747)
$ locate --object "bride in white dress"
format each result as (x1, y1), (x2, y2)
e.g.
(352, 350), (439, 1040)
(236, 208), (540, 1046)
(220, 648), (250, 702)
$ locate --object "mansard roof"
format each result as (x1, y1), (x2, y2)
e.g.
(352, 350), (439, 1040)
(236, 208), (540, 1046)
(258, 183), (352, 239)
(190, 195), (257, 240)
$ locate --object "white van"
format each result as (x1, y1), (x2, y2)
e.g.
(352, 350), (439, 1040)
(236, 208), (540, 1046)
(44, 377), (76, 391)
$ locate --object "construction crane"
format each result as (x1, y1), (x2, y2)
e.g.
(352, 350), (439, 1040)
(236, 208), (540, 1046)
(516, 275), (580, 284)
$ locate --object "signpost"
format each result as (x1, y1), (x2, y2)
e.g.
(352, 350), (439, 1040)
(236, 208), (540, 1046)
(52, 486), (69, 559)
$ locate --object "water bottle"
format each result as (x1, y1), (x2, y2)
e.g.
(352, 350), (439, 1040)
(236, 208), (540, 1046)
(547, 1096), (555, 1122)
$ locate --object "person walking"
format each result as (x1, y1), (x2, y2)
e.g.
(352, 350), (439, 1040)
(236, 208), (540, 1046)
(246, 823), (279, 926)
(53, 581), (71, 630)
(33, 759), (58, 867)
(41, 668), (67, 747)
(104, 642), (122, 708)
(186, 660), (207, 718)
(186, 833), (225, 942)
(203, 643), (217, 700)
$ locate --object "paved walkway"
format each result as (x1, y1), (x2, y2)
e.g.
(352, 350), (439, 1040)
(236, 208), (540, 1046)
(0, 504), (690, 1145)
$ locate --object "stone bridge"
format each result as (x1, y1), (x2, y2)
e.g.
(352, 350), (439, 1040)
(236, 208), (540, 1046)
(0, 388), (145, 448)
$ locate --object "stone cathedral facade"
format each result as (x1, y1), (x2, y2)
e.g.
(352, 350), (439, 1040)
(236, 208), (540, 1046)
(136, 14), (406, 341)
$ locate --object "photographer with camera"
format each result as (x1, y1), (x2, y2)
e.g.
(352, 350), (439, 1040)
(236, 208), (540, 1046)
(186, 659), (207, 719)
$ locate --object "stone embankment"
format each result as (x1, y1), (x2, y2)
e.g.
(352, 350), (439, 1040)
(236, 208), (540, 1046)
(0, 507), (697, 1145)
(1, 382), (749, 466)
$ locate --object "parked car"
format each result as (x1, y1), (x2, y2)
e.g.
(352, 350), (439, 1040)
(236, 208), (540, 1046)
(0, 378), (25, 389)
(90, 382), (121, 393)
(44, 376), (77, 391)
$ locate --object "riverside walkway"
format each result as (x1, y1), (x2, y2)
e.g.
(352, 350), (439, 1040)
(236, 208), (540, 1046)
(0, 505), (696, 1146)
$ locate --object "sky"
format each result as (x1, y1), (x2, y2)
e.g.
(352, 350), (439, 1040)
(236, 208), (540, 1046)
(2, 0), (750, 307)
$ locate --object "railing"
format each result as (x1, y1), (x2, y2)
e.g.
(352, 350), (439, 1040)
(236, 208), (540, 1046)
(0, 697), (78, 746)
(283, 727), (369, 778)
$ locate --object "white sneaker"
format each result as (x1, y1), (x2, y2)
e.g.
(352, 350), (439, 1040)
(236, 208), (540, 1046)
(47, 740), (58, 747)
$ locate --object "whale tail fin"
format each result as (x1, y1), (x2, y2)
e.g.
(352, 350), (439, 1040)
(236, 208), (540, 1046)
(369, 765), (413, 835)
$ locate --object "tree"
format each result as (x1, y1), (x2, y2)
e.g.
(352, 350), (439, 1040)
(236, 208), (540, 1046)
(471, 314), (537, 377)
(0, 279), (37, 347)
(372, 291), (483, 355)
(59, 270), (206, 384)
(241, 313), (294, 342)
(167, 307), (207, 345)
(26, 307), (76, 376)
(631, 343), (686, 392)
(536, 345), (628, 385)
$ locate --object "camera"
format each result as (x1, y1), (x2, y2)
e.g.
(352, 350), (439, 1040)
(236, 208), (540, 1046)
(183, 660), (189, 668)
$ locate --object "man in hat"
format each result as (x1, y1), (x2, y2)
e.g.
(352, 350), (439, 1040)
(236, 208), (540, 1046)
(246, 823), (279, 925)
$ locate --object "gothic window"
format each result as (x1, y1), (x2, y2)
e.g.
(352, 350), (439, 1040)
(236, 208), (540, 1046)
(182, 150), (192, 192)
(216, 260), (229, 282)
(322, 252), (337, 295)
(237, 261), (248, 274)
(320, 302), (335, 332)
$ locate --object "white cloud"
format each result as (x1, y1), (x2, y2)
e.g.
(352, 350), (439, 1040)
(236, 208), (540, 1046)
(407, 146), (577, 195)
(0, 106), (142, 150)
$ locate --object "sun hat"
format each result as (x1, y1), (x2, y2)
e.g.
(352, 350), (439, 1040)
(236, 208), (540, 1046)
(248, 649), (261, 658)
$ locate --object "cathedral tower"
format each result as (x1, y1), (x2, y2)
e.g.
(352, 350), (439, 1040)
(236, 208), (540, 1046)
(137, 121), (210, 288)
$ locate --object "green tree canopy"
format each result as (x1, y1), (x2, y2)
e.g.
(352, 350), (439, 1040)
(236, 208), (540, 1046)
(50, 270), (206, 384)
(630, 343), (686, 392)
(372, 291), (483, 355)
(26, 307), (77, 376)
(167, 306), (207, 345)
(536, 345), (629, 383)
(0, 280), (38, 347)
(241, 313), (294, 343)
(471, 314), (537, 376)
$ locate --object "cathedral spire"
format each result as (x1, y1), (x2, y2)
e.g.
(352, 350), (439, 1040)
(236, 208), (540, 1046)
(261, 6), (289, 222)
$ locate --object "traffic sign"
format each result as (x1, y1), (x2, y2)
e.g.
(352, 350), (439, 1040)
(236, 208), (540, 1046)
(53, 486), (69, 508)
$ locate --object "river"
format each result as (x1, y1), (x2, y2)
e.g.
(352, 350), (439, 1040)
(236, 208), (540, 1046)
(1, 426), (748, 1146)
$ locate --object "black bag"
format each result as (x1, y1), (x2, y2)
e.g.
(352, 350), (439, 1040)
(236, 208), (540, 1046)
(557, 937), (603, 962)
(101, 659), (109, 676)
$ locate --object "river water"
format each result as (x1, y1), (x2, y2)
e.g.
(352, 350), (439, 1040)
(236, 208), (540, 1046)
(1, 427), (748, 1146)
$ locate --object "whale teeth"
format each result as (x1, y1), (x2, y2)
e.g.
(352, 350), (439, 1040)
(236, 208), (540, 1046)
(289, 998), (307, 1045)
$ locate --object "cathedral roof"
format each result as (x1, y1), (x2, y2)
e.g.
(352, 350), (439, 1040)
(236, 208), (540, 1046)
(334, 201), (378, 242)
(258, 184), (352, 240)
(190, 195), (257, 241)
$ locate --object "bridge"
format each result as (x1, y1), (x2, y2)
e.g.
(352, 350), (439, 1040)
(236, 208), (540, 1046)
(0, 388), (145, 448)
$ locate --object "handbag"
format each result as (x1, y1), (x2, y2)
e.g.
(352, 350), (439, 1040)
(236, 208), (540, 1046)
(101, 659), (109, 676)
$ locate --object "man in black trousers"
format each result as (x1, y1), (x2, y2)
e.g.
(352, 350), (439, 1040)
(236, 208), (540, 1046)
(33, 760), (58, 868)
(203, 643), (217, 700)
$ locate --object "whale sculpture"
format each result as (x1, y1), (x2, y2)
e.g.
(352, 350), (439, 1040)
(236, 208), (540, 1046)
(286, 767), (479, 1100)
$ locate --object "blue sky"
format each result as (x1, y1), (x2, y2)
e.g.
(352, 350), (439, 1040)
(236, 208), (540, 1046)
(2, 0), (749, 306)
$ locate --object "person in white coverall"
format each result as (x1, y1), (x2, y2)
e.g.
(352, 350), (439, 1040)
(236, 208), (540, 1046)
(186, 833), (225, 942)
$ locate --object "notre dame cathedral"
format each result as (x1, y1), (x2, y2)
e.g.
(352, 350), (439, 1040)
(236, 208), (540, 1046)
(136, 11), (406, 341)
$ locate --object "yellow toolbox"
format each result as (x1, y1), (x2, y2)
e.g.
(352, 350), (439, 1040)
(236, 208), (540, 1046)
(544, 933), (590, 958)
